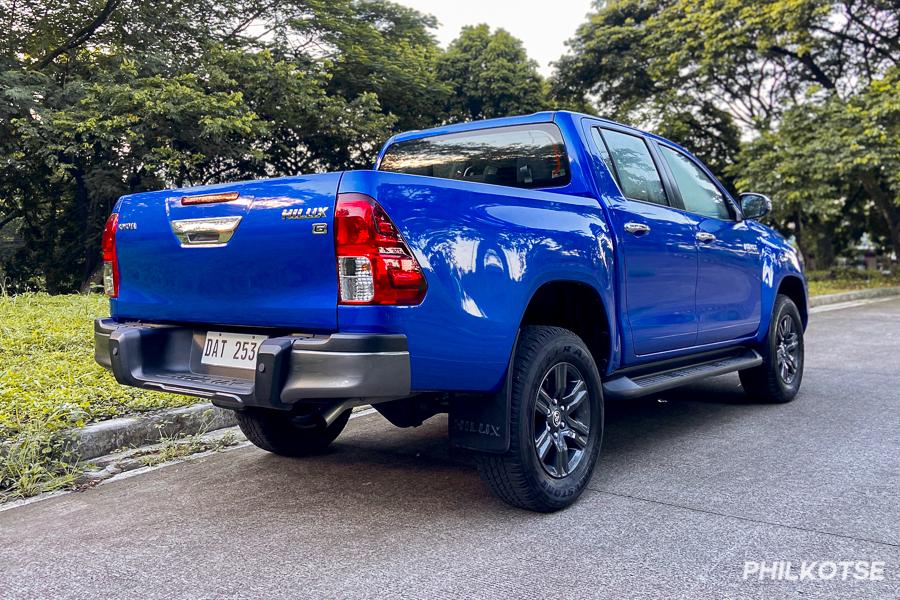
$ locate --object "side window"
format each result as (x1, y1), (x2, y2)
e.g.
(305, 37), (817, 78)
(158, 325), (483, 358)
(589, 128), (616, 178)
(596, 128), (668, 206)
(658, 145), (732, 220)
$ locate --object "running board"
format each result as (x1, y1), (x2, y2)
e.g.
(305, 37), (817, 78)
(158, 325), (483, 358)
(603, 350), (762, 400)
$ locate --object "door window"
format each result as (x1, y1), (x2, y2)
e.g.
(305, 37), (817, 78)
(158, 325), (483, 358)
(594, 128), (668, 206)
(658, 145), (732, 220)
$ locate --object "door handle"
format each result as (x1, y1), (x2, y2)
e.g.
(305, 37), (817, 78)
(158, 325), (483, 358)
(624, 222), (651, 236)
(696, 232), (717, 243)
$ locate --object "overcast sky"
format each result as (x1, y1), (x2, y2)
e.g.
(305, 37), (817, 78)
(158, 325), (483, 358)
(393, 0), (596, 76)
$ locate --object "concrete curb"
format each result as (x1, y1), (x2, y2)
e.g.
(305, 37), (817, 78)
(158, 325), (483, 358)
(69, 403), (237, 461)
(809, 286), (900, 307)
(68, 403), (373, 462)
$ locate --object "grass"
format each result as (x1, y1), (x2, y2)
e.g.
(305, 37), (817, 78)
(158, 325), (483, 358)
(135, 426), (238, 468)
(0, 293), (194, 500)
(806, 268), (900, 297)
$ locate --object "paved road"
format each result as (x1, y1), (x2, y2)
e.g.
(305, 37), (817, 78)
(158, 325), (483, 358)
(2, 299), (899, 599)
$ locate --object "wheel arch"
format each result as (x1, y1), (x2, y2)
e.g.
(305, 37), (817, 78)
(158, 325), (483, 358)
(777, 274), (809, 330)
(518, 280), (614, 374)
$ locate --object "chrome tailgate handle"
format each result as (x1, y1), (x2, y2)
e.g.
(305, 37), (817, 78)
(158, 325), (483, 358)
(171, 216), (242, 246)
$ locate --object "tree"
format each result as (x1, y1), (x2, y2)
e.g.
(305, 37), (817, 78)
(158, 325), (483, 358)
(556, 0), (898, 128)
(0, 0), (444, 292)
(551, 1), (744, 181)
(734, 67), (900, 266)
(317, 0), (449, 131)
(439, 24), (549, 122)
(554, 0), (899, 266)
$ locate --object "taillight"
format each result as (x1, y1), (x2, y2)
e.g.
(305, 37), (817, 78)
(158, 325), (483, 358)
(101, 213), (119, 298)
(335, 193), (426, 305)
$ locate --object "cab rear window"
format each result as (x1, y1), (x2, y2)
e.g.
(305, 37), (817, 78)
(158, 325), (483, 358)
(378, 123), (571, 189)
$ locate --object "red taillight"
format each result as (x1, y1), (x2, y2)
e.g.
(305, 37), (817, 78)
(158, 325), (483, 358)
(101, 213), (119, 298)
(334, 193), (426, 305)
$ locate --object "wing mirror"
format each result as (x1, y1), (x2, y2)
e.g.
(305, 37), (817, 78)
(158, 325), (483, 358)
(740, 193), (772, 220)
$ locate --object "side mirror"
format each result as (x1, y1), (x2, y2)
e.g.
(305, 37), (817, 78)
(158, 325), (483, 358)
(740, 192), (772, 220)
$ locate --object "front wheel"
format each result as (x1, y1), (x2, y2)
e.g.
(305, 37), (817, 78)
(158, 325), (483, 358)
(476, 326), (604, 512)
(739, 294), (805, 403)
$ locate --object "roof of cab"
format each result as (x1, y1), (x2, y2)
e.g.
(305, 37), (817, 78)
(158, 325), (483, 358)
(385, 111), (560, 145)
(379, 110), (688, 156)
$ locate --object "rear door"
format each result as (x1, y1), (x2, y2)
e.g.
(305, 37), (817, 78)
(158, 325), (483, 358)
(654, 143), (762, 344)
(588, 127), (699, 356)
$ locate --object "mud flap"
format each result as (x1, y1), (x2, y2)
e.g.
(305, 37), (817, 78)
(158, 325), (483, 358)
(448, 331), (518, 454)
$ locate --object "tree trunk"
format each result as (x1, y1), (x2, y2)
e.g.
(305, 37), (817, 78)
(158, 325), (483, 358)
(888, 220), (900, 266)
(861, 173), (900, 265)
(791, 210), (818, 271)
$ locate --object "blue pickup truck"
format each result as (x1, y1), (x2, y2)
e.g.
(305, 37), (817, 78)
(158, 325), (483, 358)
(95, 111), (807, 511)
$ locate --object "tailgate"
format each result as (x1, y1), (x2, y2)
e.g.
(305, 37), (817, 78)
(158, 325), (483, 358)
(112, 173), (342, 330)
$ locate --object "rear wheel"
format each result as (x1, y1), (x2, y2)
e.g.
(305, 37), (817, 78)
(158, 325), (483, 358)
(739, 294), (805, 403)
(236, 407), (351, 456)
(476, 326), (604, 512)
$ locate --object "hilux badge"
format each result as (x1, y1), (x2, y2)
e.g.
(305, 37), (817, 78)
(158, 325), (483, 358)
(282, 207), (329, 220)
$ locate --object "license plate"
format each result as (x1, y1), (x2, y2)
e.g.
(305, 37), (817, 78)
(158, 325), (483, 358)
(201, 331), (266, 370)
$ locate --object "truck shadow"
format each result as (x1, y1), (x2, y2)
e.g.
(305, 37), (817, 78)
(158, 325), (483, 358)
(244, 373), (772, 514)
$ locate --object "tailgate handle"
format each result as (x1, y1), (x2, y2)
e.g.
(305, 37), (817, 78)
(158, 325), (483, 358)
(171, 216), (242, 246)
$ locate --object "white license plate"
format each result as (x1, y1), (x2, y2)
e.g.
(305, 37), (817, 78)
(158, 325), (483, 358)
(201, 331), (266, 370)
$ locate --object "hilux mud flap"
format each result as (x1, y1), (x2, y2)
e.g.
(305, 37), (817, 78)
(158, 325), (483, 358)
(447, 331), (517, 454)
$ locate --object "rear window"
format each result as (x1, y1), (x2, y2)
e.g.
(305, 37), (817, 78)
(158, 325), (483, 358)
(378, 123), (571, 189)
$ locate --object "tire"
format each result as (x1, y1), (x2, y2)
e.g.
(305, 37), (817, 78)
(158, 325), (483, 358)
(476, 326), (604, 512)
(236, 407), (351, 457)
(739, 294), (805, 403)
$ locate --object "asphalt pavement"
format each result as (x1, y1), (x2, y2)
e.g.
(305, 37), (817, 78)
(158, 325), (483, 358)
(2, 298), (899, 599)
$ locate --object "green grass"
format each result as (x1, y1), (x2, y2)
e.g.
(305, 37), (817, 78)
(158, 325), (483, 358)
(0, 293), (193, 499)
(806, 269), (900, 297)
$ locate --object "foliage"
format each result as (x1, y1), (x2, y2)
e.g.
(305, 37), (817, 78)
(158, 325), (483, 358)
(0, 413), (80, 500)
(733, 66), (900, 267)
(0, 292), (195, 498)
(0, 293), (194, 434)
(0, 0), (511, 293)
(438, 24), (550, 122)
(555, 0), (899, 265)
(806, 268), (900, 296)
(136, 421), (238, 467)
(0, 1), (556, 292)
(557, 0), (897, 127)
(1, 0), (896, 286)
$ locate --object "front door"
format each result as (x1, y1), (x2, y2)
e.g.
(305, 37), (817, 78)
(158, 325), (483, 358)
(589, 127), (699, 356)
(655, 144), (761, 344)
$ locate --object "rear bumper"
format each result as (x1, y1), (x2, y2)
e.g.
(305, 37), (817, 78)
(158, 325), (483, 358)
(94, 318), (410, 410)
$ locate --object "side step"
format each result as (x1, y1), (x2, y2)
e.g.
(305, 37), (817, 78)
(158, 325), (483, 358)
(603, 349), (762, 400)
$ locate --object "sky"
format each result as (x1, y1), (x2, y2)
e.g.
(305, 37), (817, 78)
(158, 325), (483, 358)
(393, 0), (596, 76)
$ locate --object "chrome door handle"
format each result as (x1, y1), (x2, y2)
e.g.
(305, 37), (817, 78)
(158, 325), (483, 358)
(696, 232), (717, 243)
(624, 222), (651, 235)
